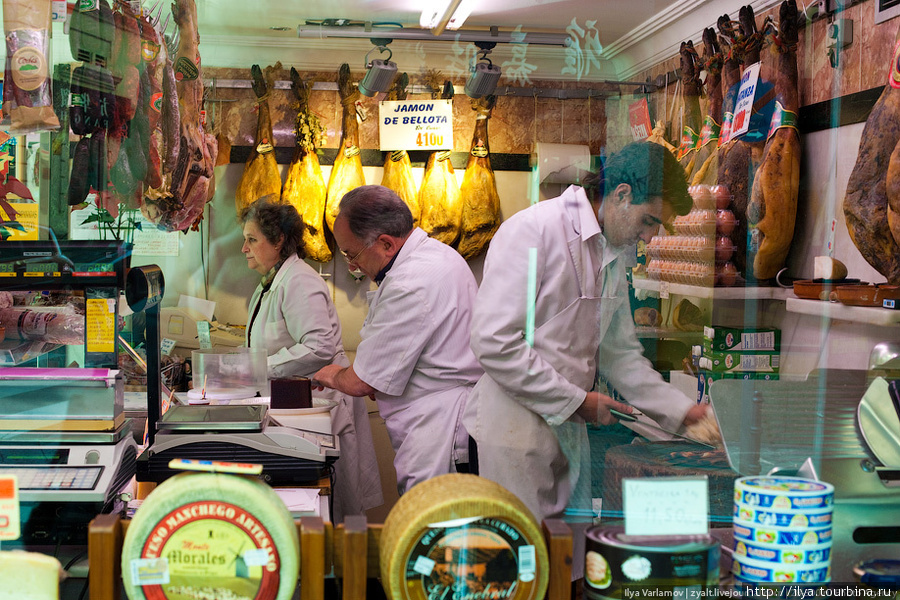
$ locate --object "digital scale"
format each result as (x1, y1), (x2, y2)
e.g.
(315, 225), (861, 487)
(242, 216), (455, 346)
(136, 404), (339, 485)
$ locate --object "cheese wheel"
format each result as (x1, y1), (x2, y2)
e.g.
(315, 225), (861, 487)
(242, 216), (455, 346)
(121, 472), (299, 600)
(380, 474), (549, 600)
(0, 551), (61, 600)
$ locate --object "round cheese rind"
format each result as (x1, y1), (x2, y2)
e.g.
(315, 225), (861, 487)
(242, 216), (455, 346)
(121, 472), (299, 600)
(380, 474), (549, 600)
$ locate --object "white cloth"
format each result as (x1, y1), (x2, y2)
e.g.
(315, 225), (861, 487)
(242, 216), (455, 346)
(247, 254), (383, 520)
(464, 186), (696, 527)
(353, 228), (483, 495)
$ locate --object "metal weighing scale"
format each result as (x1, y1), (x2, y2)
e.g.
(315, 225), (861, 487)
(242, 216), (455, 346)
(136, 403), (338, 484)
(0, 241), (140, 544)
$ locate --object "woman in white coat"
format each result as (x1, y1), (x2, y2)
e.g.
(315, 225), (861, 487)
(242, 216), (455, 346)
(240, 198), (383, 521)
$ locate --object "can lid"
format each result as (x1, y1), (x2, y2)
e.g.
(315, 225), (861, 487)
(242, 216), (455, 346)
(853, 560), (900, 586)
(586, 525), (716, 552)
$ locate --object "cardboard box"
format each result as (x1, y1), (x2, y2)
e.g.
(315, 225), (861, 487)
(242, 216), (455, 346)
(697, 370), (778, 404)
(702, 326), (780, 352)
(696, 350), (780, 374)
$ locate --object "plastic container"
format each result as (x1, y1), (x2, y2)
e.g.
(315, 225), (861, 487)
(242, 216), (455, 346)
(188, 347), (268, 401)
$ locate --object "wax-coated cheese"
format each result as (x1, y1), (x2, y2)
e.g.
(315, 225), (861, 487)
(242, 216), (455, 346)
(121, 472), (299, 600)
(380, 474), (548, 600)
(0, 551), (61, 600)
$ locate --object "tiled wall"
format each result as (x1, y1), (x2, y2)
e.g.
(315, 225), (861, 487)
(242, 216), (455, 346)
(207, 67), (609, 157)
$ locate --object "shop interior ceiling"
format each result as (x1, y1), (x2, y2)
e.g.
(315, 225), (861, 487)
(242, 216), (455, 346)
(181, 0), (782, 83)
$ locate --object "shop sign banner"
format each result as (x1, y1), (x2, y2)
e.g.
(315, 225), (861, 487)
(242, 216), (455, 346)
(729, 62), (761, 140)
(379, 99), (453, 151)
(628, 98), (652, 141)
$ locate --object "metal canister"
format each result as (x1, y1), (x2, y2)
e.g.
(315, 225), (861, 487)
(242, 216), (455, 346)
(584, 526), (720, 600)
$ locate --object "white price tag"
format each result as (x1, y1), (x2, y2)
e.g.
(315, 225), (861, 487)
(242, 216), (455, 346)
(160, 338), (177, 356)
(379, 99), (453, 150)
(623, 476), (709, 536)
(659, 281), (670, 299)
(730, 62), (761, 139)
(197, 321), (212, 349)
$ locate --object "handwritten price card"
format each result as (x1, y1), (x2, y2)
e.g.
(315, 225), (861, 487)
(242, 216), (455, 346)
(379, 99), (453, 150)
(622, 476), (709, 536)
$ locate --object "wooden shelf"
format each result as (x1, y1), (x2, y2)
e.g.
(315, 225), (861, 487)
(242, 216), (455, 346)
(786, 297), (900, 326)
(632, 278), (793, 301)
(634, 326), (703, 340)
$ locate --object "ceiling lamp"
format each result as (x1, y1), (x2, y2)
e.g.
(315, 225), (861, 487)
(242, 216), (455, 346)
(358, 38), (398, 97)
(420, 0), (477, 35)
(465, 42), (500, 98)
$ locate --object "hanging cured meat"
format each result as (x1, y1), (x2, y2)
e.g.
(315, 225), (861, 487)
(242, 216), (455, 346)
(235, 63), (282, 214)
(747, 0), (800, 281)
(283, 67), (331, 263)
(716, 8), (764, 278)
(141, 0), (217, 232)
(457, 95), (501, 260)
(677, 41), (702, 178)
(419, 82), (461, 246)
(380, 73), (420, 225)
(647, 121), (678, 155)
(325, 63), (365, 232)
(690, 27), (724, 186)
(845, 13), (900, 283)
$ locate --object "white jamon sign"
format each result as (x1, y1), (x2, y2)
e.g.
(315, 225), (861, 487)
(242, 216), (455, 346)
(379, 99), (454, 151)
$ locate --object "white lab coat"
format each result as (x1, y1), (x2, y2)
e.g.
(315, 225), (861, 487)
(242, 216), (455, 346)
(464, 186), (696, 525)
(353, 228), (483, 495)
(247, 254), (383, 520)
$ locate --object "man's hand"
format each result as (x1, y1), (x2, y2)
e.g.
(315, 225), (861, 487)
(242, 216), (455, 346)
(682, 402), (708, 426)
(575, 391), (634, 425)
(312, 364), (344, 391)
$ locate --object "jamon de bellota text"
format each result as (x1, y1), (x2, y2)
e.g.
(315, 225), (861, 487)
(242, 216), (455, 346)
(282, 67), (332, 263)
(235, 62), (283, 215)
(456, 95), (501, 260)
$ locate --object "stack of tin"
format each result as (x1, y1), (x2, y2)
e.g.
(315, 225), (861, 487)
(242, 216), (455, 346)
(731, 476), (834, 584)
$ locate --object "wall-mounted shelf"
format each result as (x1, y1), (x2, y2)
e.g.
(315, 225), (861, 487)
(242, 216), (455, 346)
(634, 326), (703, 340)
(785, 297), (900, 326)
(632, 278), (794, 301)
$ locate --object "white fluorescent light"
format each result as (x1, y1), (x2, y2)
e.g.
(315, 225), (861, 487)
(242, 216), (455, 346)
(420, 0), (476, 35)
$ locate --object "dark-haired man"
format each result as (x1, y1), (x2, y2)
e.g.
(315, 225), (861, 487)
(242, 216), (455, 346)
(464, 141), (707, 525)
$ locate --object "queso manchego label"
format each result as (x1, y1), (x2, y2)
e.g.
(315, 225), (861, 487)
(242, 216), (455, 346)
(135, 500), (282, 599)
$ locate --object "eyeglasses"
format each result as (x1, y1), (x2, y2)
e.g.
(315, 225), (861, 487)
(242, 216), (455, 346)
(339, 240), (375, 265)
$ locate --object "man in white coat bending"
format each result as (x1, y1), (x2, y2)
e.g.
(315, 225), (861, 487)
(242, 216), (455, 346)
(315, 185), (483, 495)
(464, 141), (707, 526)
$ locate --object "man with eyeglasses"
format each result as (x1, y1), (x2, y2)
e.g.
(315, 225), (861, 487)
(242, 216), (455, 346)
(314, 185), (483, 495)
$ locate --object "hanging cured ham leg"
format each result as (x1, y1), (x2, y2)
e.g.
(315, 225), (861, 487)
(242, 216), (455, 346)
(419, 82), (462, 245)
(845, 16), (900, 283)
(283, 67), (332, 262)
(325, 64), (366, 232)
(457, 95), (501, 260)
(747, 0), (800, 280)
(691, 27), (724, 186)
(235, 63), (282, 214)
(678, 40), (703, 179)
(380, 73), (420, 225)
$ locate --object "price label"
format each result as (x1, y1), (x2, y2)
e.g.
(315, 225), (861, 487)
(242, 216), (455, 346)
(160, 338), (177, 356)
(379, 99), (453, 151)
(622, 476), (709, 536)
(0, 475), (20, 541)
(659, 281), (670, 299)
(197, 321), (212, 349)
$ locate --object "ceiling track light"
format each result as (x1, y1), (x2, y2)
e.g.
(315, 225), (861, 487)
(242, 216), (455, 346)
(357, 38), (399, 97)
(296, 24), (572, 47)
(465, 41), (501, 98)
